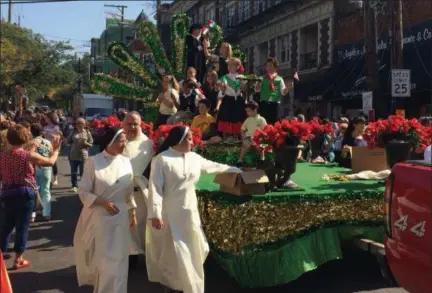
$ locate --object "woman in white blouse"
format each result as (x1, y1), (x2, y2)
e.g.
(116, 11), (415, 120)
(156, 75), (180, 127)
(74, 126), (137, 293)
(146, 126), (241, 293)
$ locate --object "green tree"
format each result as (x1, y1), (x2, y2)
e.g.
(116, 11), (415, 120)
(0, 21), (78, 103)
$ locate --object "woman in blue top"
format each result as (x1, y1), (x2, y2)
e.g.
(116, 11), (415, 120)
(30, 123), (53, 221)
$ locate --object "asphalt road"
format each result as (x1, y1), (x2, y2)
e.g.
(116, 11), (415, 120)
(4, 154), (407, 293)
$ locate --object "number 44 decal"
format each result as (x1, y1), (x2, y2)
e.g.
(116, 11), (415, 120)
(393, 215), (426, 237)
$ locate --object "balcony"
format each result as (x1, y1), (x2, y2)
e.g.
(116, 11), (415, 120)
(299, 51), (318, 70)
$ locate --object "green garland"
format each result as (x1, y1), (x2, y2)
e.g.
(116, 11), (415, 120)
(197, 191), (384, 253)
(91, 73), (152, 100)
(137, 21), (172, 76)
(232, 44), (247, 64)
(207, 22), (223, 51)
(171, 14), (189, 78)
(107, 42), (159, 87)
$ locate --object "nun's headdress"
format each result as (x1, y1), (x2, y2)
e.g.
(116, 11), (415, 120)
(99, 126), (124, 152)
(158, 125), (189, 155)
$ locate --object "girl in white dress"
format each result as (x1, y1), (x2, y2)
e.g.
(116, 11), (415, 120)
(146, 126), (242, 293)
(74, 126), (137, 293)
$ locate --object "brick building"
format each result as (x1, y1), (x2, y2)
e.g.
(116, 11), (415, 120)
(313, 0), (432, 118)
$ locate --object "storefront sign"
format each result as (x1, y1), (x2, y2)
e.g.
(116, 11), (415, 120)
(362, 91), (373, 111)
(308, 95), (323, 101)
(391, 69), (411, 97)
(335, 20), (432, 62)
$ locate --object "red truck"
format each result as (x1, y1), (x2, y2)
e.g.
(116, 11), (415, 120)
(354, 160), (432, 293)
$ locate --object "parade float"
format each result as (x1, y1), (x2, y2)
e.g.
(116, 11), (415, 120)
(88, 14), (407, 288)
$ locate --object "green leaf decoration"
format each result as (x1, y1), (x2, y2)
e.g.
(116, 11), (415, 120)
(171, 14), (189, 79)
(207, 22), (223, 52)
(91, 73), (152, 101)
(107, 42), (159, 87)
(232, 44), (247, 64)
(137, 21), (172, 76)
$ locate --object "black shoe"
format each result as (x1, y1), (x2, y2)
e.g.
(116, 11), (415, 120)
(236, 161), (243, 167)
(129, 255), (138, 271)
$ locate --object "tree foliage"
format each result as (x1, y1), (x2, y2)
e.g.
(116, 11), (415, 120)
(0, 21), (78, 101)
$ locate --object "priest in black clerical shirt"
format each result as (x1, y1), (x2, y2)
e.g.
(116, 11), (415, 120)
(185, 24), (206, 84)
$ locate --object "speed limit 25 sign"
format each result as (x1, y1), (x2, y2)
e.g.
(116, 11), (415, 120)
(391, 69), (411, 97)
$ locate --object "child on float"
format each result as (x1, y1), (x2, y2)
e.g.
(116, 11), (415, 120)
(156, 75), (180, 126)
(191, 99), (216, 141)
(179, 67), (202, 89)
(179, 79), (202, 114)
(236, 101), (267, 167)
(255, 57), (289, 124)
(216, 57), (247, 143)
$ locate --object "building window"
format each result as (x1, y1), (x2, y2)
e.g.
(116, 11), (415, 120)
(199, 6), (204, 24)
(257, 0), (267, 14)
(277, 36), (289, 64)
(219, 8), (226, 28)
(205, 6), (215, 22)
(239, 1), (250, 22)
(226, 5), (236, 28)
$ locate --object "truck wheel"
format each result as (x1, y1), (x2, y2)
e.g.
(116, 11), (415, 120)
(377, 255), (398, 287)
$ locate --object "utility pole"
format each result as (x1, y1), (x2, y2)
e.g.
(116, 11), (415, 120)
(363, 0), (379, 116)
(390, 0), (404, 113)
(8, 0), (12, 23)
(104, 4), (128, 42)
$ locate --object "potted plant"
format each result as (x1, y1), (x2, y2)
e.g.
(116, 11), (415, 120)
(363, 115), (429, 168)
(253, 119), (312, 189)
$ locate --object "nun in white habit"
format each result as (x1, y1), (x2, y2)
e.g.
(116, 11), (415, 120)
(146, 125), (242, 293)
(74, 127), (137, 293)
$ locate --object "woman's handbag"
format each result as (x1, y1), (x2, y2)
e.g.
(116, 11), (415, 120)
(24, 178), (43, 212)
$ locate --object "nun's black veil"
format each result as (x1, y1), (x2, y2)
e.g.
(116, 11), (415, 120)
(99, 126), (122, 153)
(142, 125), (188, 179)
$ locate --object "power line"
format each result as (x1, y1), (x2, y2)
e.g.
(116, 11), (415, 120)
(39, 34), (90, 42)
(0, 0), (79, 4)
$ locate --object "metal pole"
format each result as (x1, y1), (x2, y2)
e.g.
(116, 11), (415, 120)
(120, 7), (124, 42)
(8, 0), (12, 23)
(364, 0), (378, 116)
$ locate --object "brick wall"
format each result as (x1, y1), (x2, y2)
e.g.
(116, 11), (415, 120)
(334, 0), (432, 47)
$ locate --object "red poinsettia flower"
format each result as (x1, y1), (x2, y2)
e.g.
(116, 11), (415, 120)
(252, 119), (312, 154)
(363, 115), (429, 150)
(141, 121), (154, 138)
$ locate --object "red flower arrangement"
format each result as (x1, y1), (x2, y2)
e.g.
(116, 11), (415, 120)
(90, 115), (122, 129)
(252, 119), (312, 153)
(89, 114), (154, 139)
(150, 123), (203, 152)
(363, 115), (429, 150)
(140, 121), (154, 138)
(308, 117), (335, 138)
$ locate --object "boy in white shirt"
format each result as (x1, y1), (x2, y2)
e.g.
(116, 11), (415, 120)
(237, 102), (267, 166)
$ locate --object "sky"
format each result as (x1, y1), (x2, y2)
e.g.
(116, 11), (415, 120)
(0, 0), (159, 54)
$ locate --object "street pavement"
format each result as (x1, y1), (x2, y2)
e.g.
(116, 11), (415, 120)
(4, 154), (407, 293)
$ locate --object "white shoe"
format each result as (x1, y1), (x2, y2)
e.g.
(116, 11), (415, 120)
(72, 187), (78, 193)
(52, 177), (58, 186)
